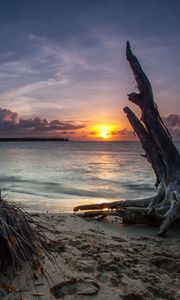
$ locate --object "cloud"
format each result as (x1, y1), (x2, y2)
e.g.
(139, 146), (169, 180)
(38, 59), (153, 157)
(0, 107), (85, 137)
(0, 32), (179, 133)
(163, 114), (180, 138)
(0, 108), (18, 124)
(163, 114), (180, 127)
(0, 33), (130, 120)
(111, 128), (134, 136)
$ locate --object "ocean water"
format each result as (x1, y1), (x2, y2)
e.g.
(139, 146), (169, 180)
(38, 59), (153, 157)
(0, 141), (179, 212)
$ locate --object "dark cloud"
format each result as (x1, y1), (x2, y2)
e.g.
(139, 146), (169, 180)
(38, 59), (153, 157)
(111, 128), (133, 136)
(163, 114), (180, 138)
(0, 108), (18, 124)
(0, 107), (85, 137)
(89, 130), (97, 135)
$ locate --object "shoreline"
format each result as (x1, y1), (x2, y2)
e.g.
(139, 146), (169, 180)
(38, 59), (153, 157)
(3, 212), (180, 300)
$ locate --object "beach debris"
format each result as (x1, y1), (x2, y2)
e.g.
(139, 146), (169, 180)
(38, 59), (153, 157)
(111, 236), (127, 242)
(74, 41), (180, 237)
(32, 258), (46, 280)
(0, 192), (56, 297)
(50, 278), (100, 298)
(2, 282), (17, 293)
(31, 292), (45, 297)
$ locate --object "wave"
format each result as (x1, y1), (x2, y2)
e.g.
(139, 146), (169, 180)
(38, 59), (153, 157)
(0, 174), (155, 201)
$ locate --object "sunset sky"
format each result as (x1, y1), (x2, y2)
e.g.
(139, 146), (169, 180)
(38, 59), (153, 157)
(0, 0), (180, 140)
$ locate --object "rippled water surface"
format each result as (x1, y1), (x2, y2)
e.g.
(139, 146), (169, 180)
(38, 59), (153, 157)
(0, 141), (179, 212)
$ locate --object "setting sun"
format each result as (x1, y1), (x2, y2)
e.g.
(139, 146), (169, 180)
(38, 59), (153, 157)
(90, 124), (117, 140)
(101, 129), (109, 139)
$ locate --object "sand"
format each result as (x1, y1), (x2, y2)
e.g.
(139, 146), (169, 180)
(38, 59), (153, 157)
(3, 213), (180, 300)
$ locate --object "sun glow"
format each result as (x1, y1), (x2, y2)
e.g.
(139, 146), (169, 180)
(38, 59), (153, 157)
(101, 129), (109, 139)
(91, 124), (117, 140)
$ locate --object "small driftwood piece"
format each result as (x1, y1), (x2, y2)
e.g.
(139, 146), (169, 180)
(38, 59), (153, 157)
(74, 42), (180, 236)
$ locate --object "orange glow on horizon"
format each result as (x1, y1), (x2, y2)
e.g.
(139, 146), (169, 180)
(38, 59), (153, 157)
(91, 124), (117, 140)
(68, 117), (136, 141)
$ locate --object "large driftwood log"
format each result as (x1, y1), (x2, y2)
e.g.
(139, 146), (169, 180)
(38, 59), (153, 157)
(74, 42), (180, 236)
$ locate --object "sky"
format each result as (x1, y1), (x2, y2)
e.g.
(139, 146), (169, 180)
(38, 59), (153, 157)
(0, 0), (180, 140)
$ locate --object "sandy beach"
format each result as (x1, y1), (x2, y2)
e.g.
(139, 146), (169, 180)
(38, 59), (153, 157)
(3, 212), (180, 300)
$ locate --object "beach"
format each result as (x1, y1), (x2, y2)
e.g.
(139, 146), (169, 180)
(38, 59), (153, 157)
(0, 142), (179, 299)
(3, 212), (180, 300)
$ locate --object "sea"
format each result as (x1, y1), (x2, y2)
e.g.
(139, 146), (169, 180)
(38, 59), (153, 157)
(0, 141), (179, 212)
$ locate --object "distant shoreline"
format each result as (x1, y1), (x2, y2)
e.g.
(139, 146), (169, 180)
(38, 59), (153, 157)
(0, 138), (179, 142)
(0, 137), (69, 142)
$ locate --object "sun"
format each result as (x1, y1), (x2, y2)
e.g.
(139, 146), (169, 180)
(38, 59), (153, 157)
(91, 124), (115, 140)
(101, 129), (109, 139)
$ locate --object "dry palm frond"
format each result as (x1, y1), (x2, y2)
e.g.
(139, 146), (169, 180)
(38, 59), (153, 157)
(0, 193), (53, 276)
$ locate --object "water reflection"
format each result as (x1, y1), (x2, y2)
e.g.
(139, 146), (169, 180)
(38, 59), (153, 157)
(0, 141), (179, 212)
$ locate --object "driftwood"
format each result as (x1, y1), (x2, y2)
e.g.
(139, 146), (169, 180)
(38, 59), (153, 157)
(74, 42), (180, 236)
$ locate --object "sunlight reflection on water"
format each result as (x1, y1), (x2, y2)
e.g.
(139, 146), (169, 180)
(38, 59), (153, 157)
(0, 141), (179, 212)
